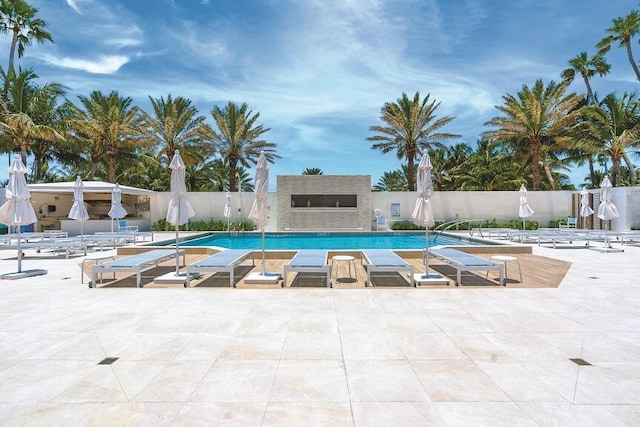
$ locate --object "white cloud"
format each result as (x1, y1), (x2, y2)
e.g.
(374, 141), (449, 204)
(37, 54), (129, 74)
(65, 0), (93, 13)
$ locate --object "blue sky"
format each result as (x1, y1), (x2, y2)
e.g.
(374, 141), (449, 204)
(2, 0), (638, 187)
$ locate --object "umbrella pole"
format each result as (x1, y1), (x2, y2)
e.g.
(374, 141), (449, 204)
(425, 227), (430, 275)
(17, 228), (22, 273)
(261, 226), (266, 275)
(111, 218), (114, 233)
(175, 225), (180, 275)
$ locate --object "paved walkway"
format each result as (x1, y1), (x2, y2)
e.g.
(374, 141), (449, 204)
(0, 234), (638, 426)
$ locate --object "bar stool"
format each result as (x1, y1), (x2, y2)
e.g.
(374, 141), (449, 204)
(487, 255), (522, 283)
(332, 255), (358, 281)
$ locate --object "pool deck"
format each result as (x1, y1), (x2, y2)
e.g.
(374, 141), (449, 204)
(0, 232), (639, 426)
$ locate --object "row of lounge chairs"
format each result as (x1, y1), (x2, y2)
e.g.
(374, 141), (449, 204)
(470, 227), (639, 248)
(89, 247), (507, 288)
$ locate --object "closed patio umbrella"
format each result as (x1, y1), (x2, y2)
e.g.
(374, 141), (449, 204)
(167, 150), (195, 275)
(224, 192), (232, 232)
(68, 176), (89, 239)
(108, 183), (128, 232)
(0, 155), (44, 277)
(518, 184), (534, 232)
(412, 152), (436, 277)
(249, 151), (270, 276)
(597, 176), (619, 248)
(579, 188), (594, 228)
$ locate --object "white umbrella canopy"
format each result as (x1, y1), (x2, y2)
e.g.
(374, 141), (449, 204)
(68, 176), (89, 237)
(579, 188), (594, 218)
(167, 150), (195, 275)
(108, 183), (128, 232)
(518, 184), (534, 231)
(412, 153), (436, 277)
(224, 192), (232, 232)
(597, 176), (619, 248)
(249, 152), (270, 275)
(0, 155), (39, 274)
(597, 176), (619, 221)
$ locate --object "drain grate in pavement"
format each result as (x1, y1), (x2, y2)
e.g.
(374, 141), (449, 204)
(569, 358), (591, 366)
(588, 276), (599, 280)
(98, 357), (119, 365)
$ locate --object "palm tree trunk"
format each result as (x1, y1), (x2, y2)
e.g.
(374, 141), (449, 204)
(588, 156), (596, 188)
(108, 147), (117, 183)
(8, 25), (19, 73)
(582, 75), (594, 104)
(611, 157), (621, 187)
(406, 156), (415, 191)
(543, 162), (556, 190)
(229, 161), (237, 192)
(622, 152), (638, 186)
(625, 43), (640, 82)
(531, 138), (542, 191)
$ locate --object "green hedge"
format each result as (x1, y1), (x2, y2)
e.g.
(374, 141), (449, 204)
(152, 218), (257, 232)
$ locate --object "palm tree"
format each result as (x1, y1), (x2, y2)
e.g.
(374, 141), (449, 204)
(561, 52), (610, 104)
(596, 10), (640, 82)
(367, 92), (459, 191)
(210, 101), (278, 192)
(0, 0), (53, 73)
(70, 90), (145, 182)
(139, 94), (212, 177)
(0, 68), (64, 174)
(485, 79), (583, 191)
(373, 170), (407, 191)
(302, 167), (323, 175)
(581, 92), (640, 186)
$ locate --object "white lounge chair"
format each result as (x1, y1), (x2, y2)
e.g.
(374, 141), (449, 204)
(90, 249), (184, 288)
(283, 249), (331, 288)
(427, 247), (504, 286)
(1, 238), (86, 259)
(362, 249), (414, 287)
(185, 249), (253, 288)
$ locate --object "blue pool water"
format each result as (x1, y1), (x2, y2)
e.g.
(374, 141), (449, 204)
(181, 232), (488, 250)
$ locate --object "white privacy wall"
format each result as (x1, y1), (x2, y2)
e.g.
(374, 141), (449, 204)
(148, 189), (640, 231)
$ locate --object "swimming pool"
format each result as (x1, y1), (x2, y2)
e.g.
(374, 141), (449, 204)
(180, 232), (492, 250)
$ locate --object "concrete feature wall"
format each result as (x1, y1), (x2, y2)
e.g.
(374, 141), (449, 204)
(276, 175), (371, 230)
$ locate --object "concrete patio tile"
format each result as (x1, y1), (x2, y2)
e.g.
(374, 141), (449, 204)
(603, 404), (640, 426)
(427, 311), (493, 333)
(110, 360), (168, 400)
(381, 313), (441, 333)
(189, 360), (278, 402)
(340, 332), (404, 360)
(235, 311), (292, 334)
(172, 402), (267, 426)
(0, 402), (182, 427)
(475, 361), (566, 402)
(517, 401), (629, 427)
(482, 332), (570, 361)
(287, 312), (338, 333)
(172, 333), (229, 361)
(262, 402), (352, 427)
(412, 360), (510, 402)
(435, 402), (538, 427)
(218, 333), (286, 360)
(573, 362), (640, 404)
(446, 332), (513, 362)
(269, 360), (349, 402)
(336, 312), (388, 333)
(345, 360), (429, 402)
(394, 332), (468, 360)
(114, 332), (195, 361)
(134, 360), (212, 402)
(0, 360), (96, 403)
(351, 402), (445, 427)
(282, 332), (343, 360)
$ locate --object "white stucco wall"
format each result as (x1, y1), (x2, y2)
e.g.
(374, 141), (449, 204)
(147, 187), (638, 231)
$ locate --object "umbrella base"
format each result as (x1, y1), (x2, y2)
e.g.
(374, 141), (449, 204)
(413, 273), (449, 286)
(245, 272), (282, 285)
(153, 271), (201, 285)
(0, 269), (48, 280)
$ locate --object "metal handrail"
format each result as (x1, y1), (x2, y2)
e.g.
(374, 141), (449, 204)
(431, 218), (485, 245)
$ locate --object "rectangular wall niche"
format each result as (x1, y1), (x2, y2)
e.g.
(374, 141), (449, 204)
(291, 194), (357, 208)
